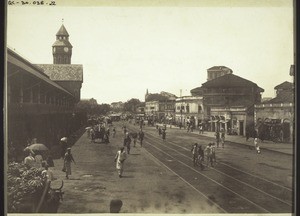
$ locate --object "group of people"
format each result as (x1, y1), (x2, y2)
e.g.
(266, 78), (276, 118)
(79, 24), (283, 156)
(88, 123), (112, 143)
(122, 126), (145, 154)
(191, 142), (217, 170)
(113, 126), (145, 178)
(23, 138), (55, 181)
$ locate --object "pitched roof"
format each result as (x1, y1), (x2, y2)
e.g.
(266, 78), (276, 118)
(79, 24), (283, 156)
(7, 48), (74, 97)
(274, 81), (293, 90)
(265, 92), (294, 104)
(56, 24), (69, 36)
(201, 74), (264, 92)
(35, 64), (83, 81)
(190, 86), (204, 95)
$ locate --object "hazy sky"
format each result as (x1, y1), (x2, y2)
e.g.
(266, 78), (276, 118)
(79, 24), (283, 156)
(6, 1), (294, 104)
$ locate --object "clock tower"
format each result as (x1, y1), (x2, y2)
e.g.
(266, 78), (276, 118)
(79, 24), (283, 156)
(52, 24), (73, 64)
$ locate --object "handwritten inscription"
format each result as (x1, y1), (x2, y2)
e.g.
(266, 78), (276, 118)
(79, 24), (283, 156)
(8, 0), (56, 5)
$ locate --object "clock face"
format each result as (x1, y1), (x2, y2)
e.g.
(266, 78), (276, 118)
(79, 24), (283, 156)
(64, 47), (69, 52)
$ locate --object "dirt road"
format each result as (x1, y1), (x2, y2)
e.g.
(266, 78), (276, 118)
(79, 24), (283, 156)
(50, 122), (222, 213)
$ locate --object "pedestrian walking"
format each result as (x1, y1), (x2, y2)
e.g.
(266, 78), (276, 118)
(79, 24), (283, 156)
(221, 129), (225, 148)
(138, 129), (144, 147)
(197, 145), (205, 170)
(123, 134), (132, 154)
(254, 138), (261, 154)
(112, 127), (116, 138)
(158, 127), (162, 136)
(114, 147), (127, 178)
(162, 129), (166, 142)
(63, 148), (76, 179)
(123, 126), (127, 137)
(187, 124), (190, 133)
(199, 123), (203, 134)
(215, 131), (220, 148)
(87, 128), (91, 138)
(204, 143), (213, 167)
(131, 132), (138, 147)
(191, 143), (198, 167)
(90, 128), (95, 143)
(179, 122), (182, 130)
(211, 143), (217, 164)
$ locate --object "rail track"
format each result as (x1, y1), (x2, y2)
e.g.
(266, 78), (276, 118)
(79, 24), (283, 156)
(126, 124), (293, 213)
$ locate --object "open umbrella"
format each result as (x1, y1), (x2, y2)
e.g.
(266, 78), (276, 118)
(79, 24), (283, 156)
(60, 137), (68, 142)
(27, 143), (49, 151)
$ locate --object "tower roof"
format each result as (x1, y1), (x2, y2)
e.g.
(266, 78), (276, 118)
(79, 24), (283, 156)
(52, 39), (73, 47)
(56, 24), (69, 36)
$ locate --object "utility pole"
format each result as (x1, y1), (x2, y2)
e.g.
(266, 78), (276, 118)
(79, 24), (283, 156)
(180, 89), (183, 126)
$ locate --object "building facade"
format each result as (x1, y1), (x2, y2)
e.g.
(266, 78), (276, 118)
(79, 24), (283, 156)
(191, 73), (264, 135)
(175, 96), (204, 128)
(254, 81), (294, 142)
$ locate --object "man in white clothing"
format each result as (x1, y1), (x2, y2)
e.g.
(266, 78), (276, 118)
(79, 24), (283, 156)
(114, 147), (127, 178)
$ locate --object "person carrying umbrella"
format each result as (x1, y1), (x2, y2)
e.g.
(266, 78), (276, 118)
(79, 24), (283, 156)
(60, 137), (68, 158)
(63, 148), (76, 179)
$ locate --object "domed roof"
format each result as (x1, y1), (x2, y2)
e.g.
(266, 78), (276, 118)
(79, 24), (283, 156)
(56, 24), (69, 36)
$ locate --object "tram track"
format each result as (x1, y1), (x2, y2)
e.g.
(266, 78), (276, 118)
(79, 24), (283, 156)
(145, 128), (293, 192)
(126, 124), (293, 213)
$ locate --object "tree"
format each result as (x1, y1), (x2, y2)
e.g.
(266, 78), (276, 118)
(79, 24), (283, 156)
(123, 98), (142, 113)
(95, 104), (111, 115)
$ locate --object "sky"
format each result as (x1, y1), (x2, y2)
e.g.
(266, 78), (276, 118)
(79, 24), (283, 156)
(6, 0), (294, 104)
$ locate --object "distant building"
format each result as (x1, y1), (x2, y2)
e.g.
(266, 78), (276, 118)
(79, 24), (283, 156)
(145, 90), (177, 122)
(191, 74), (264, 135)
(207, 66), (233, 81)
(175, 96), (204, 128)
(136, 102), (145, 114)
(255, 80), (294, 142)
